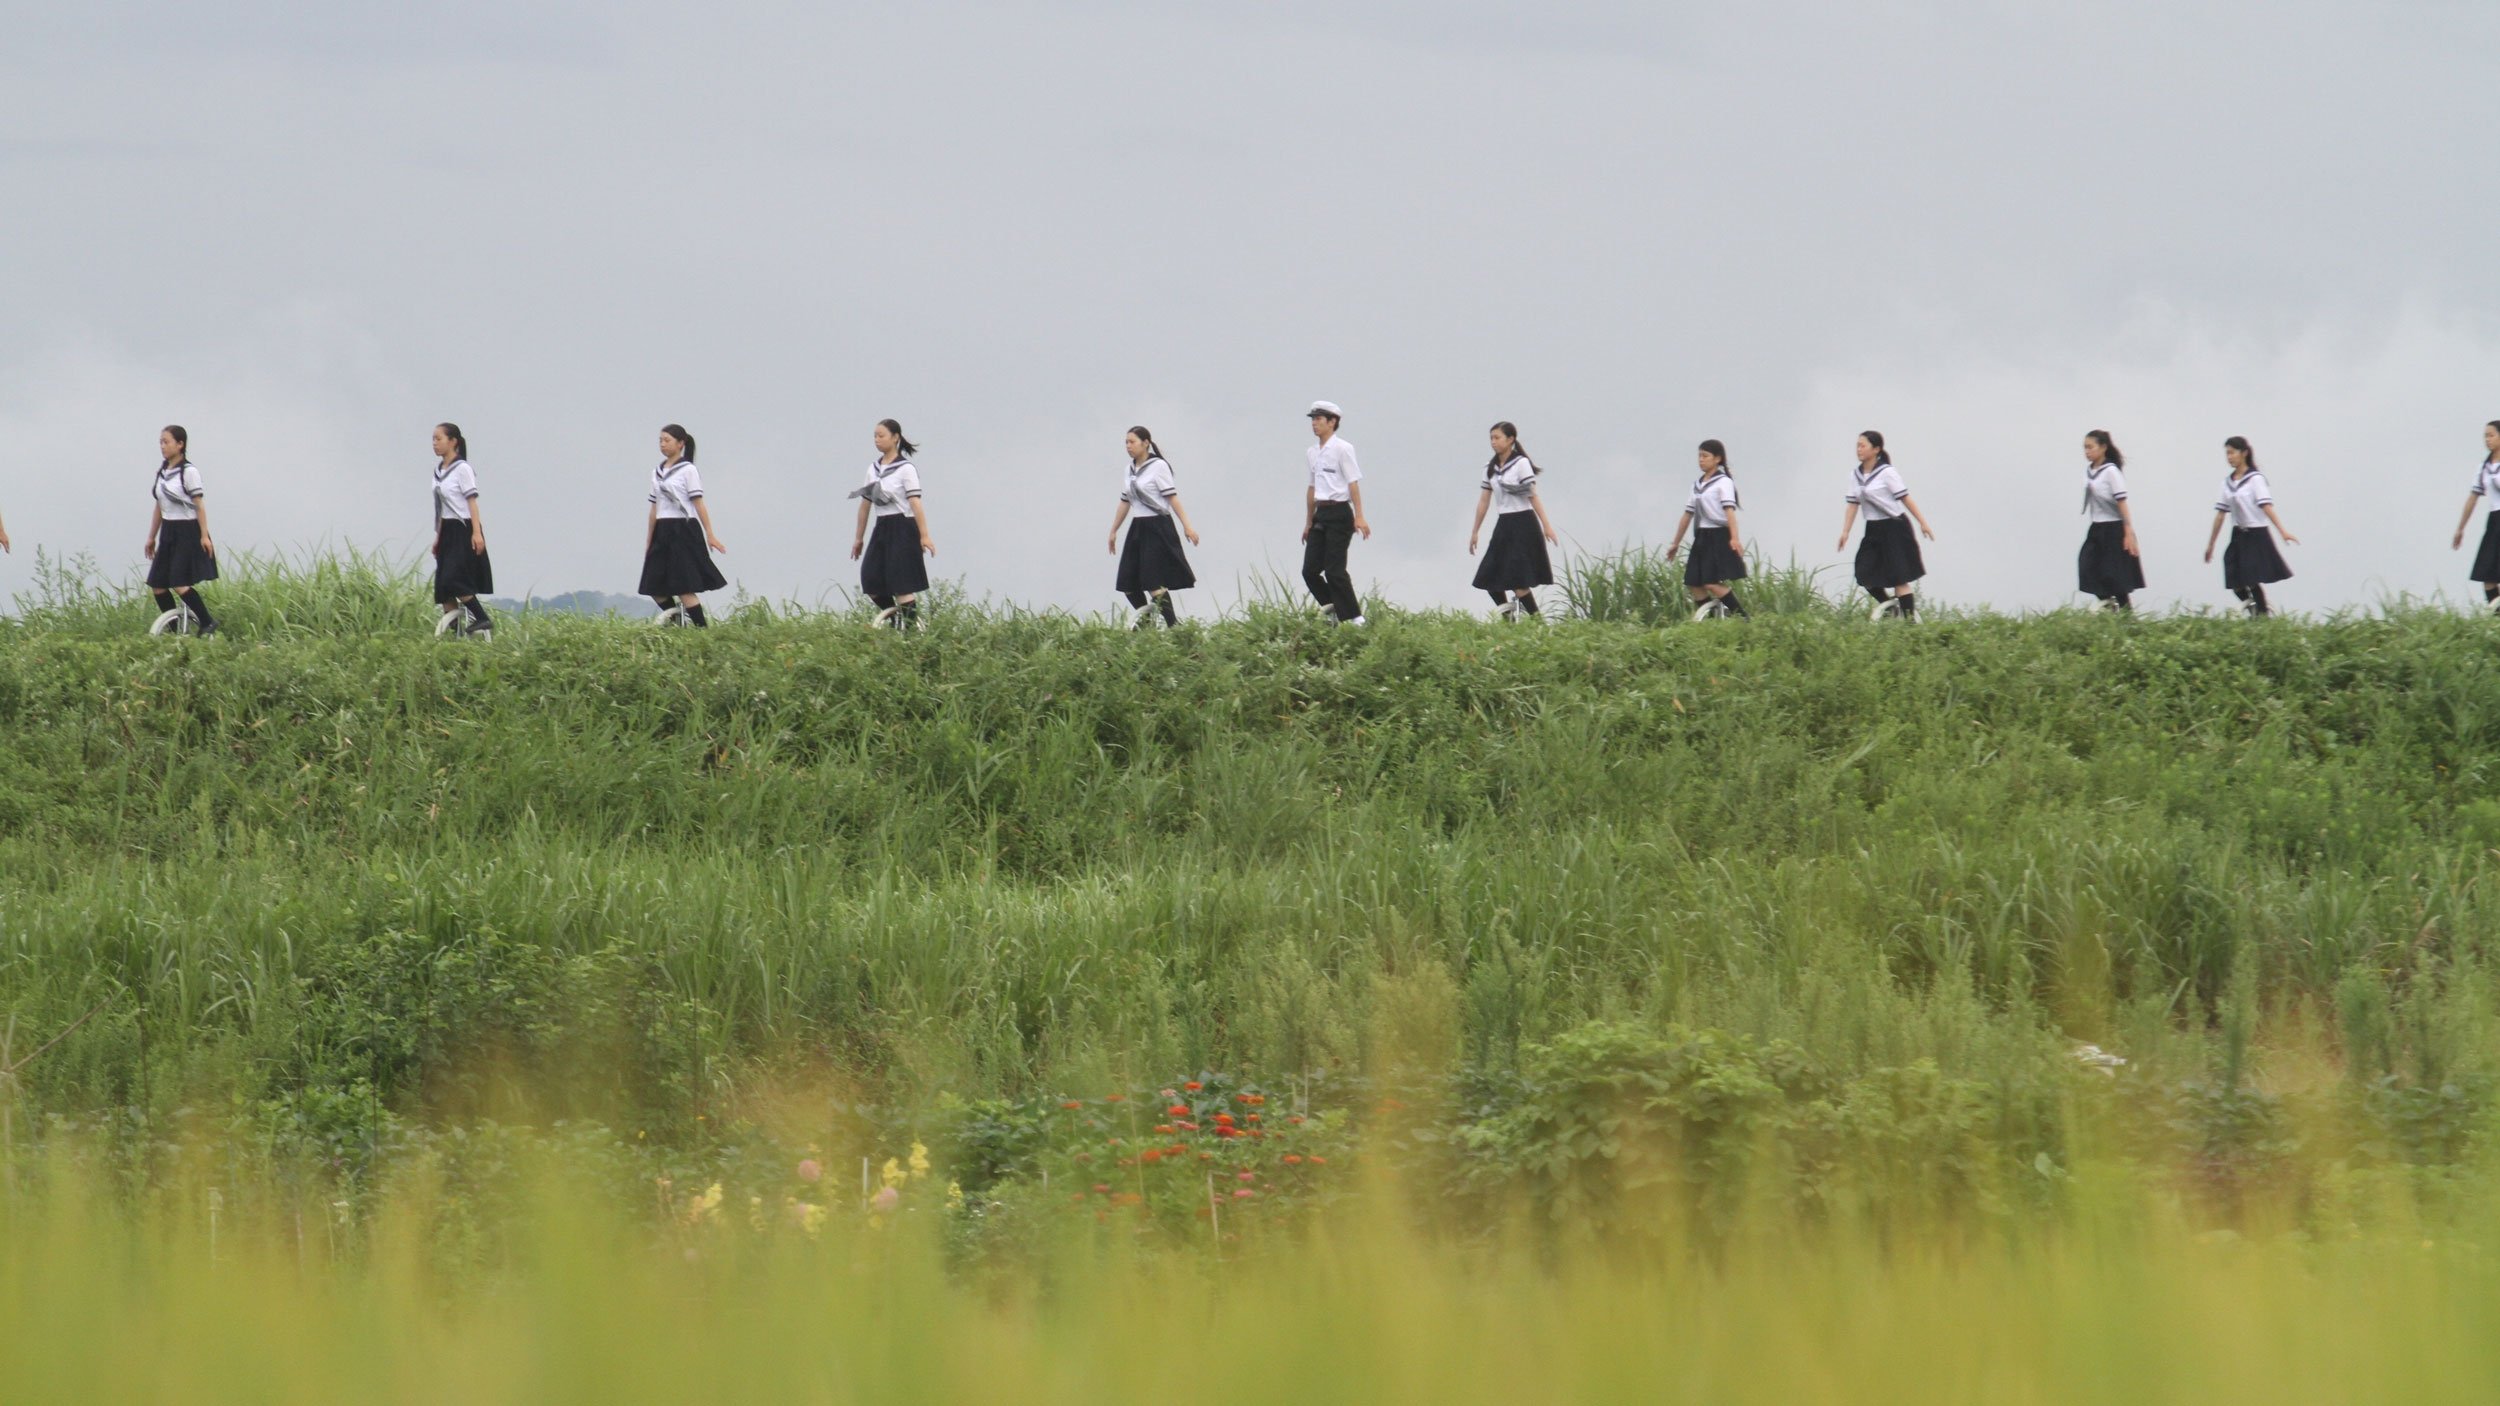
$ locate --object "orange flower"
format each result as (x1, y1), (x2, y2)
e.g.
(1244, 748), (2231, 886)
(1167, 1105), (1189, 1116)
(1214, 1114), (1234, 1126)
(1061, 1101), (1083, 1110)
(1308, 1156), (1327, 1166)
(1153, 1124), (1175, 1135)
(1142, 1149), (1164, 1164)
(1283, 1154), (1304, 1165)
(1184, 1082), (1203, 1092)
(1105, 1094), (1127, 1102)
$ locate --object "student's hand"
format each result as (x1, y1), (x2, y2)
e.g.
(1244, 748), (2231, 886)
(1108, 531), (1120, 555)
(1727, 537), (1742, 557)
(471, 530), (485, 554)
(0, 532), (9, 553)
(201, 535), (215, 555)
(2123, 530), (2139, 557)
(1666, 541), (1683, 560)
(1835, 534), (1849, 552)
(1355, 516), (1372, 540)
(145, 539), (157, 559)
(2281, 532), (2299, 546)
(850, 539), (864, 561)
(431, 540), (440, 558)
(1184, 527), (1201, 547)
(1543, 523), (1560, 546)
(1300, 525), (1311, 544)
(2456, 529), (2467, 550)
(1467, 533), (1479, 556)
(707, 534), (727, 553)
(1918, 523), (1934, 541)
(920, 533), (936, 556)
(2203, 544), (2216, 564)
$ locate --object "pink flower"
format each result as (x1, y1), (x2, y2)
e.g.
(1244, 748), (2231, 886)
(871, 1186), (901, 1213)
(1232, 1189), (1253, 1199)
(796, 1159), (822, 1183)
(1236, 1171), (1254, 1183)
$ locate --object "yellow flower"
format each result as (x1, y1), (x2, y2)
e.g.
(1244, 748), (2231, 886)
(946, 1180), (964, 1210)
(799, 1203), (826, 1237)
(908, 1141), (931, 1179)
(880, 1157), (905, 1190)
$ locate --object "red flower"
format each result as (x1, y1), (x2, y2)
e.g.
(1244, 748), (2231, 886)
(1215, 1127), (1237, 1139)
(1060, 1100), (1083, 1110)
(1167, 1105), (1189, 1116)
(1184, 1082), (1203, 1092)
(1283, 1154), (1304, 1165)
(1142, 1149), (1164, 1164)
(1214, 1114), (1234, 1126)
(1246, 1114), (1261, 1123)
(1308, 1156), (1327, 1166)
(1287, 1116), (1306, 1125)
(1105, 1094), (1127, 1103)
(1092, 1183), (1111, 1195)
(1153, 1125), (1175, 1135)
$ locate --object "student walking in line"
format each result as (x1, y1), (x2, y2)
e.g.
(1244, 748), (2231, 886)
(1666, 439), (1749, 618)
(2077, 429), (2144, 613)
(144, 425), (219, 635)
(849, 418), (936, 630)
(638, 424), (728, 626)
(1466, 420), (1558, 620)
(2203, 435), (2297, 616)
(1834, 430), (1935, 619)
(429, 423), (494, 639)
(2449, 420), (2500, 614)
(1301, 401), (1370, 626)
(1107, 425), (1200, 627)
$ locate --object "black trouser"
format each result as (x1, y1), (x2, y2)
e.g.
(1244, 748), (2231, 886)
(1302, 501), (1361, 621)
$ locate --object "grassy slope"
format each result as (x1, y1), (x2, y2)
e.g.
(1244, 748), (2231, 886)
(6, 553), (2499, 1136)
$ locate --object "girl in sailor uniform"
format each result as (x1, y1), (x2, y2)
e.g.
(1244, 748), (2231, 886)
(1106, 426), (1200, 627)
(1466, 421), (1559, 619)
(638, 423), (728, 626)
(849, 418), (936, 629)
(2202, 436), (2298, 616)
(2448, 421), (2500, 613)
(2076, 429), (2144, 612)
(429, 422), (494, 638)
(1665, 439), (1748, 618)
(144, 424), (219, 634)
(1834, 430), (1936, 618)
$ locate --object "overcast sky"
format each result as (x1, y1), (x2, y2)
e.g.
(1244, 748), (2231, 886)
(5, 1), (2496, 618)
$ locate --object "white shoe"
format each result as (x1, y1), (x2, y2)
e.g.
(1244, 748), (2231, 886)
(872, 606), (898, 630)
(1496, 599), (1520, 621)
(1344, 615), (1368, 628)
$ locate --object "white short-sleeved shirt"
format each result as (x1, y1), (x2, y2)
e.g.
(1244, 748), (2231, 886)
(1685, 470), (1740, 529)
(1122, 457), (1178, 517)
(2084, 464), (2129, 523)
(858, 458), (923, 518)
(1845, 462), (1909, 519)
(153, 462), (204, 521)
(1308, 436), (1361, 502)
(649, 461), (705, 519)
(435, 459), (480, 523)
(2470, 459), (2500, 502)
(2214, 470), (2274, 529)
(1483, 454), (1538, 514)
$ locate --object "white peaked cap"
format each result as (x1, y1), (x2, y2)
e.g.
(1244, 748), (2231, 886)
(1308, 400), (1343, 418)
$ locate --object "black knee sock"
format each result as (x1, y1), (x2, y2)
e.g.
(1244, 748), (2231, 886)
(1488, 589), (1509, 608)
(152, 589), (177, 614)
(1721, 591), (1749, 617)
(2235, 585), (2269, 616)
(2483, 584), (2496, 604)
(2113, 594), (2132, 613)
(182, 591), (214, 626)
(898, 601), (920, 630)
(1517, 591), (1539, 615)
(1156, 593), (1178, 626)
(1124, 590), (1149, 612)
(687, 603), (708, 628)
(464, 598), (491, 627)
(871, 595), (896, 612)
(653, 597), (674, 614)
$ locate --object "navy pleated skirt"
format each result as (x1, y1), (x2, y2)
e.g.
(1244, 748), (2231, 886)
(1683, 525), (1747, 587)
(2222, 526), (2292, 589)
(434, 519), (494, 602)
(1472, 512), (1553, 594)
(1854, 517), (1924, 593)
(860, 513), (929, 597)
(639, 518), (727, 597)
(2077, 520), (2144, 598)
(147, 520), (218, 590)
(1116, 515), (1195, 594)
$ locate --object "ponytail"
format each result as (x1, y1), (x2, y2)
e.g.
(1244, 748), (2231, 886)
(2085, 429), (2123, 468)
(437, 422), (469, 461)
(661, 423), (696, 463)
(1860, 429), (1890, 469)
(879, 418), (919, 459)
(1486, 421), (1532, 473)
(1127, 425), (1170, 471)
(2224, 435), (2257, 473)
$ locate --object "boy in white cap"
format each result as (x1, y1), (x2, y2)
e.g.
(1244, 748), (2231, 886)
(1302, 401), (1370, 625)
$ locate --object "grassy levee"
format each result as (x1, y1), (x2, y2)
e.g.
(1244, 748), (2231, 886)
(5, 553), (2499, 1147)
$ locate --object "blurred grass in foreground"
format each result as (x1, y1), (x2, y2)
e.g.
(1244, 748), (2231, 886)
(3, 1157), (2497, 1406)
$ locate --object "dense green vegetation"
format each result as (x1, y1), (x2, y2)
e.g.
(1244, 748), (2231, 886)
(4, 551), (2499, 1224)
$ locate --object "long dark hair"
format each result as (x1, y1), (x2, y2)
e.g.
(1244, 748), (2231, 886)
(1487, 421), (1530, 472)
(1859, 430), (1890, 469)
(660, 423), (696, 463)
(1127, 425), (1169, 469)
(2085, 429), (2123, 468)
(2486, 420), (2499, 464)
(1698, 438), (1730, 474)
(2224, 435), (2258, 474)
(162, 424), (189, 467)
(437, 422), (468, 461)
(879, 418), (919, 460)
